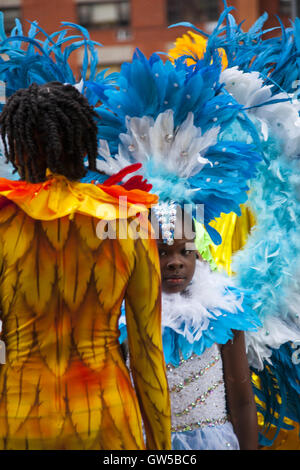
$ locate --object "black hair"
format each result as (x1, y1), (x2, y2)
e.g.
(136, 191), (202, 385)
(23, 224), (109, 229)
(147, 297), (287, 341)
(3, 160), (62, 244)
(0, 81), (100, 183)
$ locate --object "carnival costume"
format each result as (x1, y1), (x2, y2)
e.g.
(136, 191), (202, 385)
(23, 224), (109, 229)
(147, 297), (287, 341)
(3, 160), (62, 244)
(0, 172), (173, 451)
(84, 33), (264, 448)
(0, 17), (171, 450)
(168, 2), (300, 447)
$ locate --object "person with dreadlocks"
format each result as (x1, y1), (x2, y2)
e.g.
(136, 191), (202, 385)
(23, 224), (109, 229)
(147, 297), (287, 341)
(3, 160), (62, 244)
(0, 81), (171, 450)
(1, 82), (99, 182)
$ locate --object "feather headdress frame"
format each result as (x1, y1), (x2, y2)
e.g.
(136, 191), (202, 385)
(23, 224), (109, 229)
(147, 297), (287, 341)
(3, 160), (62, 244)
(93, 49), (263, 245)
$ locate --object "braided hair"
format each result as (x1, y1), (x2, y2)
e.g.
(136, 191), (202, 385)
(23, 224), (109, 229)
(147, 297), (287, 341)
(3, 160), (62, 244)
(0, 81), (100, 183)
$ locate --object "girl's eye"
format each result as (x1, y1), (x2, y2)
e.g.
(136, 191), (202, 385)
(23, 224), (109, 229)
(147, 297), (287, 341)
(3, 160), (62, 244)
(159, 250), (167, 257)
(183, 249), (193, 256)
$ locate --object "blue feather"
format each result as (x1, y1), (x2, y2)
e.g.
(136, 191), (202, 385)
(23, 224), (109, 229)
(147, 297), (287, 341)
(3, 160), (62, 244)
(252, 343), (300, 446)
(168, 22), (209, 38)
(94, 47), (262, 239)
(0, 15), (110, 103)
(0, 12), (6, 41)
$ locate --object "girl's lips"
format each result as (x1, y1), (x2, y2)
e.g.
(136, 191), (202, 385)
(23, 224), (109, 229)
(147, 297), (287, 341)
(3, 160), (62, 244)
(165, 278), (185, 285)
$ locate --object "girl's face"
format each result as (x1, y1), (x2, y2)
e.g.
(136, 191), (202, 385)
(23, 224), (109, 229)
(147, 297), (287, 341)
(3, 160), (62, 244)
(157, 236), (199, 294)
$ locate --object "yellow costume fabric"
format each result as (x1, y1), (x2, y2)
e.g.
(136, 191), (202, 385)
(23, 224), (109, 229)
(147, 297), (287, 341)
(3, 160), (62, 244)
(0, 175), (171, 450)
(209, 206), (256, 276)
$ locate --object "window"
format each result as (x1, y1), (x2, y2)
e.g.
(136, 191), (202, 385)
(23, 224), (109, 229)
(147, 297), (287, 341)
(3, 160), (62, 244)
(279, 0), (300, 17)
(167, 0), (219, 24)
(279, 0), (292, 15)
(1, 7), (22, 34)
(77, 0), (130, 29)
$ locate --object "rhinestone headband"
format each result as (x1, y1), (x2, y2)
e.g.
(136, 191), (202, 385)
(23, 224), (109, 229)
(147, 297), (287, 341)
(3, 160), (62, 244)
(153, 201), (177, 245)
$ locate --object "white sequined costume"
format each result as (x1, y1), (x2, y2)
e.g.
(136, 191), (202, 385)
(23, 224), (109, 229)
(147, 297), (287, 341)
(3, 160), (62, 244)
(166, 345), (239, 450)
(162, 260), (259, 450)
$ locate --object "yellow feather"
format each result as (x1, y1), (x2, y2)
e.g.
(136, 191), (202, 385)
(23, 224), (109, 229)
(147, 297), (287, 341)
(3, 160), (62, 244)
(5, 358), (53, 438)
(59, 364), (103, 445)
(41, 216), (70, 251)
(74, 213), (102, 251)
(35, 292), (72, 377)
(4, 297), (37, 367)
(57, 220), (94, 312)
(2, 210), (35, 265)
(209, 206), (255, 275)
(94, 240), (130, 313)
(72, 279), (107, 372)
(0, 263), (18, 315)
(19, 222), (56, 312)
(168, 31), (228, 69)
(0, 203), (18, 225)
(125, 236), (170, 443)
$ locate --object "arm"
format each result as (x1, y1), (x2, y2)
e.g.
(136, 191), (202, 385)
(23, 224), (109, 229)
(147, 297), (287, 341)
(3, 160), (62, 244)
(125, 233), (171, 450)
(221, 330), (259, 450)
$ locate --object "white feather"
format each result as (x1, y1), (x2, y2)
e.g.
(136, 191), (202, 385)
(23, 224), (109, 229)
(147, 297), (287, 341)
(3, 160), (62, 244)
(96, 139), (132, 176)
(221, 67), (300, 158)
(96, 110), (218, 185)
(246, 316), (300, 370)
(221, 67), (272, 108)
(162, 260), (244, 344)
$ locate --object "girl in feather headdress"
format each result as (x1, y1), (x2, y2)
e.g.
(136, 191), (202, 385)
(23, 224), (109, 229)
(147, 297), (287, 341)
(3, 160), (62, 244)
(152, 207), (259, 450)
(166, 1), (300, 448)
(91, 39), (265, 448)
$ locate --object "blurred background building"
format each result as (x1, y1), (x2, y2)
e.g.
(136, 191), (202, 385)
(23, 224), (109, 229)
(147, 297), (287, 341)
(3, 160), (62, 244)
(0, 0), (299, 72)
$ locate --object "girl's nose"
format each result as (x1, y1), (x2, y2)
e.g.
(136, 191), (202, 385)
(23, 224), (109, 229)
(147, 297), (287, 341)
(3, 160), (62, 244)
(167, 257), (184, 270)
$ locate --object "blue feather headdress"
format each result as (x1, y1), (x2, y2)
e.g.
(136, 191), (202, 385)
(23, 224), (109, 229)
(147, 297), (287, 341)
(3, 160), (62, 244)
(170, 1), (300, 96)
(92, 49), (262, 245)
(0, 11), (119, 180)
(0, 12), (117, 105)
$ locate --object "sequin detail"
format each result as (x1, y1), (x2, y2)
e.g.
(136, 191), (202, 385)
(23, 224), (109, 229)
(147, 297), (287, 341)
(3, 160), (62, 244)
(167, 344), (228, 433)
(174, 379), (223, 417)
(168, 354), (220, 393)
(167, 353), (198, 372)
(171, 416), (229, 433)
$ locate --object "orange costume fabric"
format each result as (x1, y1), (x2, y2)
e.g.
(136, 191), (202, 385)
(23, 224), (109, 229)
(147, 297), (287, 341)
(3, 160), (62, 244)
(0, 175), (171, 450)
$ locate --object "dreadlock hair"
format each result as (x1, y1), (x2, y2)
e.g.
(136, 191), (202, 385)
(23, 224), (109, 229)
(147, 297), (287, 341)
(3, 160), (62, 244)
(0, 81), (100, 183)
